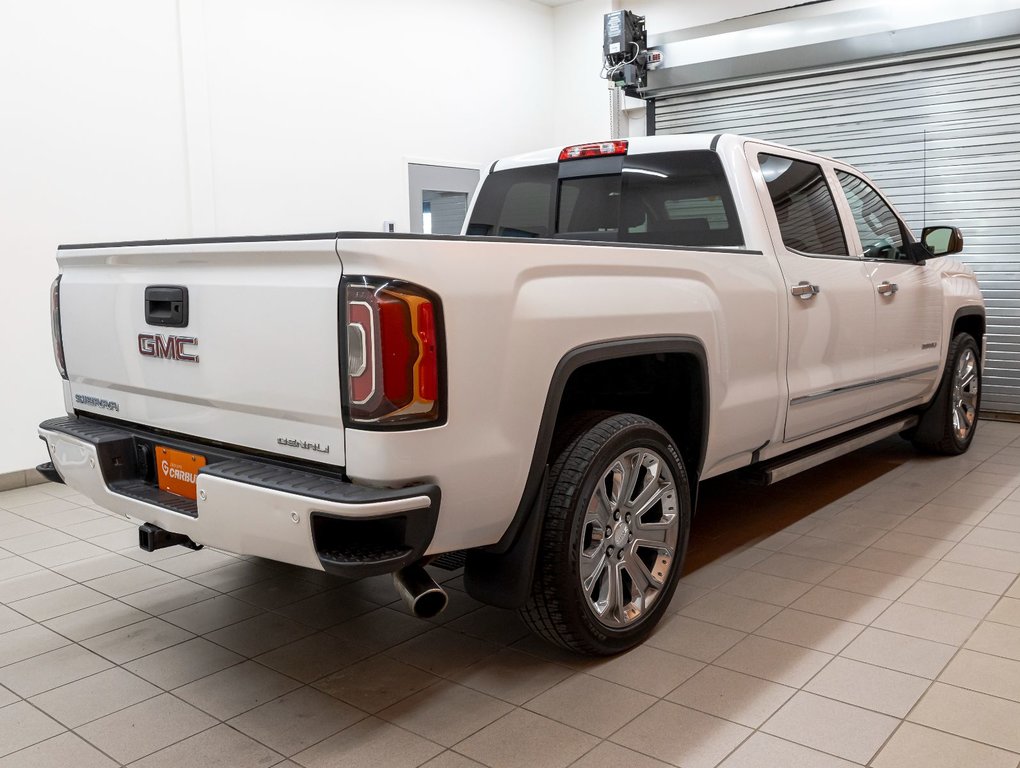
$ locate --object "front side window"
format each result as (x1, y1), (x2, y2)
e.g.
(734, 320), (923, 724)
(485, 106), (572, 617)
(759, 154), (848, 257)
(836, 171), (908, 261)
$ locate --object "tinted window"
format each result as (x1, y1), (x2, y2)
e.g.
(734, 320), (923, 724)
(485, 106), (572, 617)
(759, 154), (848, 257)
(620, 150), (743, 247)
(466, 150), (743, 248)
(558, 174), (620, 236)
(836, 171), (908, 261)
(466, 164), (557, 238)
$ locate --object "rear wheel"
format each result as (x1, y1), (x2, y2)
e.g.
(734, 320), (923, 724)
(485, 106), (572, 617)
(520, 413), (691, 655)
(911, 332), (980, 455)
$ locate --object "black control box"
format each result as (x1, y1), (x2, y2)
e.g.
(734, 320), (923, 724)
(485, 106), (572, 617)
(603, 10), (648, 91)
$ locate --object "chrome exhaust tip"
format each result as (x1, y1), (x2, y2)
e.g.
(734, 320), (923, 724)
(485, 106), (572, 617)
(393, 564), (448, 619)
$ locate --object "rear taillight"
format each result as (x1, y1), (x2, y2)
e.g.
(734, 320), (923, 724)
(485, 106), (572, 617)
(343, 277), (442, 426)
(50, 276), (67, 379)
(559, 140), (628, 161)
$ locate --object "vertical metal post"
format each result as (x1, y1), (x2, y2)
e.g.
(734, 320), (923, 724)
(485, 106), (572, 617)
(646, 98), (656, 136)
(609, 87), (622, 140)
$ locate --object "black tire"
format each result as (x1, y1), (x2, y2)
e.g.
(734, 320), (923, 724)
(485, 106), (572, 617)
(519, 412), (692, 655)
(911, 332), (981, 455)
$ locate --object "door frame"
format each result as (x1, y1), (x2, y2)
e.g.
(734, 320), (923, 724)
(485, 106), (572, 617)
(744, 141), (881, 442)
(827, 162), (944, 409)
(402, 157), (485, 234)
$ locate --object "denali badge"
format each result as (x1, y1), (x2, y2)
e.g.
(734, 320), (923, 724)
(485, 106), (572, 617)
(74, 394), (120, 412)
(138, 333), (199, 363)
(921, 342), (937, 350)
(277, 437), (330, 454)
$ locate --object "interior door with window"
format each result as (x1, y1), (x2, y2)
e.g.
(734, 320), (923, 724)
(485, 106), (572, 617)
(408, 163), (480, 235)
(833, 170), (943, 410)
(748, 146), (878, 442)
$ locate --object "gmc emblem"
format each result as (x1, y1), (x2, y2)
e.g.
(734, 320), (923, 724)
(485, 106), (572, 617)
(138, 333), (199, 363)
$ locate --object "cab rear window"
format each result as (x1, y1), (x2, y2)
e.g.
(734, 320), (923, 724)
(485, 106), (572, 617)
(466, 150), (743, 248)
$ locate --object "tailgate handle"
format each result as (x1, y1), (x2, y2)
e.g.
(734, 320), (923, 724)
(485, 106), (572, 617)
(145, 286), (189, 327)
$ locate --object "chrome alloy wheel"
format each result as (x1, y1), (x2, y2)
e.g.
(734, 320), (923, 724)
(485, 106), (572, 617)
(952, 347), (979, 441)
(578, 448), (680, 628)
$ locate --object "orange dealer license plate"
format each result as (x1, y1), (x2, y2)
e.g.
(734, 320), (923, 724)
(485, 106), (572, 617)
(156, 445), (206, 500)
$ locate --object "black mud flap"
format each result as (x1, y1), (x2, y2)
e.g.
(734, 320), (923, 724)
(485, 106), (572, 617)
(464, 469), (547, 609)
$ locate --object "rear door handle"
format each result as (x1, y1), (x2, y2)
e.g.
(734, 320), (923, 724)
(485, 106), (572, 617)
(791, 281), (821, 300)
(877, 281), (899, 296)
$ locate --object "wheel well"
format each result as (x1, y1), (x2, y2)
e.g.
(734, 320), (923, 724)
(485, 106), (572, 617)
(552, 352), (706, 485)
(462, 347), (706, 609)
(953, 313), (985, 348)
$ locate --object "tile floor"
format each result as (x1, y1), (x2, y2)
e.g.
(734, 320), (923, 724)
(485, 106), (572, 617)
(2, 420), (1020, 767)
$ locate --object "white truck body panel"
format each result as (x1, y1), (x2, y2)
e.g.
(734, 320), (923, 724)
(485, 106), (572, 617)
(336, 236), (784, 552)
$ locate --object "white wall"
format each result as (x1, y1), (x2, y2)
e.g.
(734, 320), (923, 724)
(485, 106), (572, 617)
(551, 0), (612, 145)
(200, 0), (555, 235)
(0, 0), (192, 475)
(0, 0), (555, 474)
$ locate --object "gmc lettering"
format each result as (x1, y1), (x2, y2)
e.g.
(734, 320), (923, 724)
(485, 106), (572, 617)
(138, 333), (199, 363)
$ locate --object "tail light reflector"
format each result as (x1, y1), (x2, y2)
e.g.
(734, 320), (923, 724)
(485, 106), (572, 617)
(344, 277), (443, 426)
(50, 275), (68, 379)
(416, 302), (439, 402)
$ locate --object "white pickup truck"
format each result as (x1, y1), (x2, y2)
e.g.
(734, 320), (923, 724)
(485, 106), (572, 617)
(39, 133), (983, 654)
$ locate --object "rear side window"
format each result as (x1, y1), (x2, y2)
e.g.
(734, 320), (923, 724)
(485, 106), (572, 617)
(759, 154), (848, 257)
(466, 150), (744, 248)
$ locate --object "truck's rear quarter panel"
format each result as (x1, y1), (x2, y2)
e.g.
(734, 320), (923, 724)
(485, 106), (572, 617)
(337, 235), (785, 553)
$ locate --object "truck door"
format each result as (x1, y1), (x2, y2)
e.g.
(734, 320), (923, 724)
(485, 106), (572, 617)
(747, 146), (879, 442)
(832, 169), (943, 409)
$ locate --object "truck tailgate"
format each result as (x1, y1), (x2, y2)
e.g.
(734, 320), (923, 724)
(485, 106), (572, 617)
(57, 236), (346, 466)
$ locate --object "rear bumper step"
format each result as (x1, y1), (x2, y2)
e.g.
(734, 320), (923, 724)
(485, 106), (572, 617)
(39, 415), (440, 576)
(744, 415), (919, 486)
(35, 461), (64, 484)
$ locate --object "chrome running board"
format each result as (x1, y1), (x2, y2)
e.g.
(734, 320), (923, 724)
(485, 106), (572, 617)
(747, 415), (919, 486)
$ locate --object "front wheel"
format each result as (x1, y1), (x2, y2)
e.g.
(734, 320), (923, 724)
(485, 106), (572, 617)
(911, 332), (980, 455)
(519, 413), (691, 655)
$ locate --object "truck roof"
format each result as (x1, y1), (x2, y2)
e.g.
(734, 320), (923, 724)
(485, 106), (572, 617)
(492, 132), (829, 172)
(493, 133), (719, 171)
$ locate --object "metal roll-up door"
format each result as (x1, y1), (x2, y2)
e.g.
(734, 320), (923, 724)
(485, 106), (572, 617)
(655, 41), (1020, 413)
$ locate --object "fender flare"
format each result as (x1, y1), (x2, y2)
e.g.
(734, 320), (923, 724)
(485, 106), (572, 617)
(464, 335), (709, 608)
(950, 305), (985, 333)
(948, 305), (986, 372)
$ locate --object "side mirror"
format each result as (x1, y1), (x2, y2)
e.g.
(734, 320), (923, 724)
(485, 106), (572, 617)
(921, 225), (964, 256)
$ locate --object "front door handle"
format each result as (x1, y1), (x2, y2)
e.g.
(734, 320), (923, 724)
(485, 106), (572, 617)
(877, 281), (899, 296)
(791, 281), (821, 300)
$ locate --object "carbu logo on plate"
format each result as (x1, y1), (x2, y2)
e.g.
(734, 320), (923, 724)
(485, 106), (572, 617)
(160, 459), (198, 484)
(156, 445), (206, 500)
